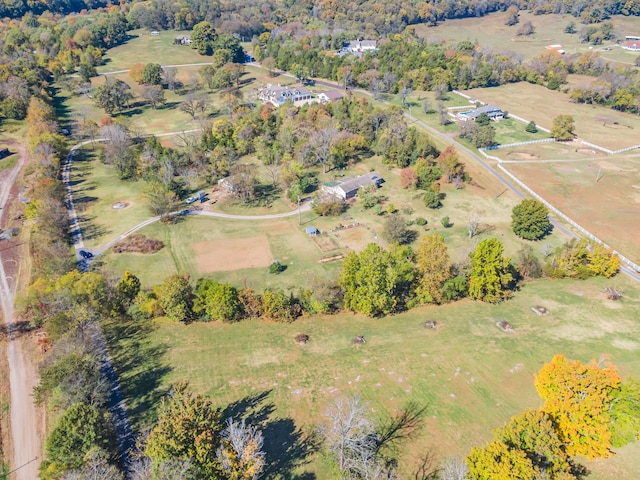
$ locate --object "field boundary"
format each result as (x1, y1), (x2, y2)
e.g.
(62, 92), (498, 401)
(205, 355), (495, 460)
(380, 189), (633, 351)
(477, 146), (640, 275)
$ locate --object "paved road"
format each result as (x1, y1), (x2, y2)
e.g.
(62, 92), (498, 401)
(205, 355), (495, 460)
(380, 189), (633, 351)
(0, 154), (42, 480)
(62, 142), (135, 476)
(94, 203), (313, 255)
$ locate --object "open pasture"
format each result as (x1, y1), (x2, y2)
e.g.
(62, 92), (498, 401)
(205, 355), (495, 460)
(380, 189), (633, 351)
(504, 152), (640, 261)
(105, 273), (640, 478)
(97, 29), (206, 73)
(463, 82), (640, 150)
(415, 11), (640, 65)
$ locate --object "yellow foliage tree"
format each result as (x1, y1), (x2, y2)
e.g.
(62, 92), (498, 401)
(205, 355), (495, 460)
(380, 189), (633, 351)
(467, 441), (536, 480)
(534, 354), (621, 459)
(128, 62), (145, 84)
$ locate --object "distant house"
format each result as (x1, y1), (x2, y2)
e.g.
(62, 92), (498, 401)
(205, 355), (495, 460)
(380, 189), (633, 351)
(625, 35), (640, 41)
(175, 35), (192, 45)
(344, 39), (378, 54)
(257, 85), (314, 107)
(317, 91), (344, 103)
(545, 44), (565, 54)
(457, 105), (504, 122)
(0, 148), (10, 159)
(321, 172), (384, 200)
(150, 30), (160, 36)
(622, 41), (640, 51)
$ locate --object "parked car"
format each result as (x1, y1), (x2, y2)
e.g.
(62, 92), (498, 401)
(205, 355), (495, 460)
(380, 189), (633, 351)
(185, 197), (198, 204)
(79, 250), (94, 259)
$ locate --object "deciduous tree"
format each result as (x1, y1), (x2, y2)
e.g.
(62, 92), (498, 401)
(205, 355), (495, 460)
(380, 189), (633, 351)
(193, 279), (242, 322)
(414, 233), (452, 304)
(155, 274), (194, 322)
(511, 199), (550, 240)
(217, 418), (266, 480)
(467, 441), (536, 480)
(610, 380), (640, 448)
(534, 354), (621, 459)
(143, 63), (163, 85)
(551, 114), (575, 140)
(146, 382), (223, 478)
(468, 238), (513, 303)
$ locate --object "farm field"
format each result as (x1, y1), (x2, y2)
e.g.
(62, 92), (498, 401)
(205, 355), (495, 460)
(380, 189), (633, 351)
(504, 152), (640, 262)
(463, 82), (640, 150)
(415, 11), (640, 65)
(104, 274), (640, 478)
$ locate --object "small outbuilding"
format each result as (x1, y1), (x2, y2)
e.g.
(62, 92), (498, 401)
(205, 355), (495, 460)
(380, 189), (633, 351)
(306, 226), (319, 236)
(151, 30), (160, 36)
(0, 148), (10, 159)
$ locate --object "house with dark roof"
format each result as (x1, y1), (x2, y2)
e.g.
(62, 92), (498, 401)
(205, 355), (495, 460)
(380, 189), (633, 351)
(457, 105), (504, 122)
(321, 172), (384, 200)
(257, 85), (314, 107)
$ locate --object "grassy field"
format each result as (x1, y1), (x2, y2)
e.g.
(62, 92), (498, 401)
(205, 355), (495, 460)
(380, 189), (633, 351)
(414, 11), (640, 65)
(463, 82), (640, 150)
(504, 152), (640, 262)
(104, 273), (640, 478)
(70, 148), (153, 249)
(97, 29), (206, 73)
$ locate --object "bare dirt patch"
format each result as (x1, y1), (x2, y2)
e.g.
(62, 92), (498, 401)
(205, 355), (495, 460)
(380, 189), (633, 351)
(192, 236), (273, 273)
(334, 225), (378, 252)
(312, 235), (339, 252)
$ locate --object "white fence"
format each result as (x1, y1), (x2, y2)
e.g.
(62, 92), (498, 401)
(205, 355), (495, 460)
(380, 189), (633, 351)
(482, 152), (640, 274)
(580, 140), (640, 155)
(485, 138), (555, 150)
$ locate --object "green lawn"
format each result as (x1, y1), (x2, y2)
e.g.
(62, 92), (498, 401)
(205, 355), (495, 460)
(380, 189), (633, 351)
(104, 274), (640, 478)
(70, 148), (153, 249)
(491, 117), (550, 145)
(0, 154), (17, 173)
(97, 29), (207, 73)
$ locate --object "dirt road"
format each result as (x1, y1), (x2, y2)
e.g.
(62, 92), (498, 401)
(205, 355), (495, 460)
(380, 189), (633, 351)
(0, 151), (42, 479)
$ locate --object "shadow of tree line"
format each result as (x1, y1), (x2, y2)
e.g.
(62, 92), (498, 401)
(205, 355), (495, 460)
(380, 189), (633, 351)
(222, 390), (321, 479)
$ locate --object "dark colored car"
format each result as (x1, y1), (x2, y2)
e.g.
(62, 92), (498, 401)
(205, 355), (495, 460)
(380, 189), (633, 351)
(79, 250), (94, 259)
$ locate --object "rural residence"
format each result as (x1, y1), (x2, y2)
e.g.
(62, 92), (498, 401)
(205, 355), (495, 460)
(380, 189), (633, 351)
(339, 39), (378, 56)
(321, 172), (384, 200)
(622, 41), (640, 51)
(257, 85), (314, 107)
(457, 105), (504, 122)
(317, 91), (344, 103)
(175, 35), (191, 45)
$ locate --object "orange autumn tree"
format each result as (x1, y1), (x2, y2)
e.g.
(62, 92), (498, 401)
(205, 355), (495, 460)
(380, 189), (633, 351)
(534, 354), (621, 459)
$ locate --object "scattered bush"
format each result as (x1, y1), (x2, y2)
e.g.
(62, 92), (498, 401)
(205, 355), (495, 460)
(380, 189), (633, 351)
(415, 217), (428, 226)
(269, 261), (286, 274)
(441, 216), (450, 228)
(314, 199), (346, 216)
(113, 234), (164, 254)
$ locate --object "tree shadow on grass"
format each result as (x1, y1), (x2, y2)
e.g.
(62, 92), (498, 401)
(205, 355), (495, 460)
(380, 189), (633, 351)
(102, 316), (172, 430)
(221, 390), (321, 479)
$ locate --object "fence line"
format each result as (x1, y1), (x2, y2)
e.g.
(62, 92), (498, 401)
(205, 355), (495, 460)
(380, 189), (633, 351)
(486, 138), (555, 150)
(482, 152), (640, 274)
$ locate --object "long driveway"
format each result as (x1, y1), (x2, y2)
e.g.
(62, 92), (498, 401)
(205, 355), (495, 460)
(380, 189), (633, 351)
(0, 153), (42, 480)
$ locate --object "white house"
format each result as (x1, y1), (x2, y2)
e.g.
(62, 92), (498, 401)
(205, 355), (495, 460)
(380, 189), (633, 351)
(457, 105), (504, 122)
(317, 90), (344, 103)
(345, 40), (378, 53)
(321, 172), (384, 200)
(257, 85), (314, 107)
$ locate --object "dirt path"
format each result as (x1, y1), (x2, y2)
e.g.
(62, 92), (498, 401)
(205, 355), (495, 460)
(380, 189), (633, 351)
(0, 149), (42, 480)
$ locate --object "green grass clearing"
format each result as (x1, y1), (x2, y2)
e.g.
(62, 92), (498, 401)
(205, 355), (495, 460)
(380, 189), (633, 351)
(104, 273), (640, 478)
(97, 29), (207, 73)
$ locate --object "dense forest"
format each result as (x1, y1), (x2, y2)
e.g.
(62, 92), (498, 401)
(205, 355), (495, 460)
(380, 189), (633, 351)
(3, 0), (640, 32)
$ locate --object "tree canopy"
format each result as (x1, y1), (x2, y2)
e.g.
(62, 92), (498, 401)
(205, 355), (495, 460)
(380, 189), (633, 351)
(511, 199), (551, 240)
(468, 238), (513, 303)
(534, 354), (621, 459)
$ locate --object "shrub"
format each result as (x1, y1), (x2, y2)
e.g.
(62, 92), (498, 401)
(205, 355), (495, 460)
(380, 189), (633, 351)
(314, 199), (346, 216)
(269, 261), (285, 274)
(441, 216), (450, 228)
(415, 217), (428, 226)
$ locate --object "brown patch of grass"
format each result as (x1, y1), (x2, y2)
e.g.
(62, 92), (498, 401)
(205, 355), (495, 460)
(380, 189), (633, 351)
(192, 236), (273, 273)
(113, 234), (164, 254)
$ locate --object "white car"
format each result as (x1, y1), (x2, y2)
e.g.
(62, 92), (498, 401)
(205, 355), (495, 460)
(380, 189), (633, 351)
(185, 197), (198, 204)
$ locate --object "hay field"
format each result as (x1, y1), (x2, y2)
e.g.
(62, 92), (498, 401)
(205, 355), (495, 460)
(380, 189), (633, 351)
(504, 153), (640, 262)
(464, 82), (640, 150)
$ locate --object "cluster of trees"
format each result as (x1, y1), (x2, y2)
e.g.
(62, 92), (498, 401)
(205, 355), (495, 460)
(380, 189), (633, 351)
(466, 355), (640, 478)
(544, 238), (621, 279)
